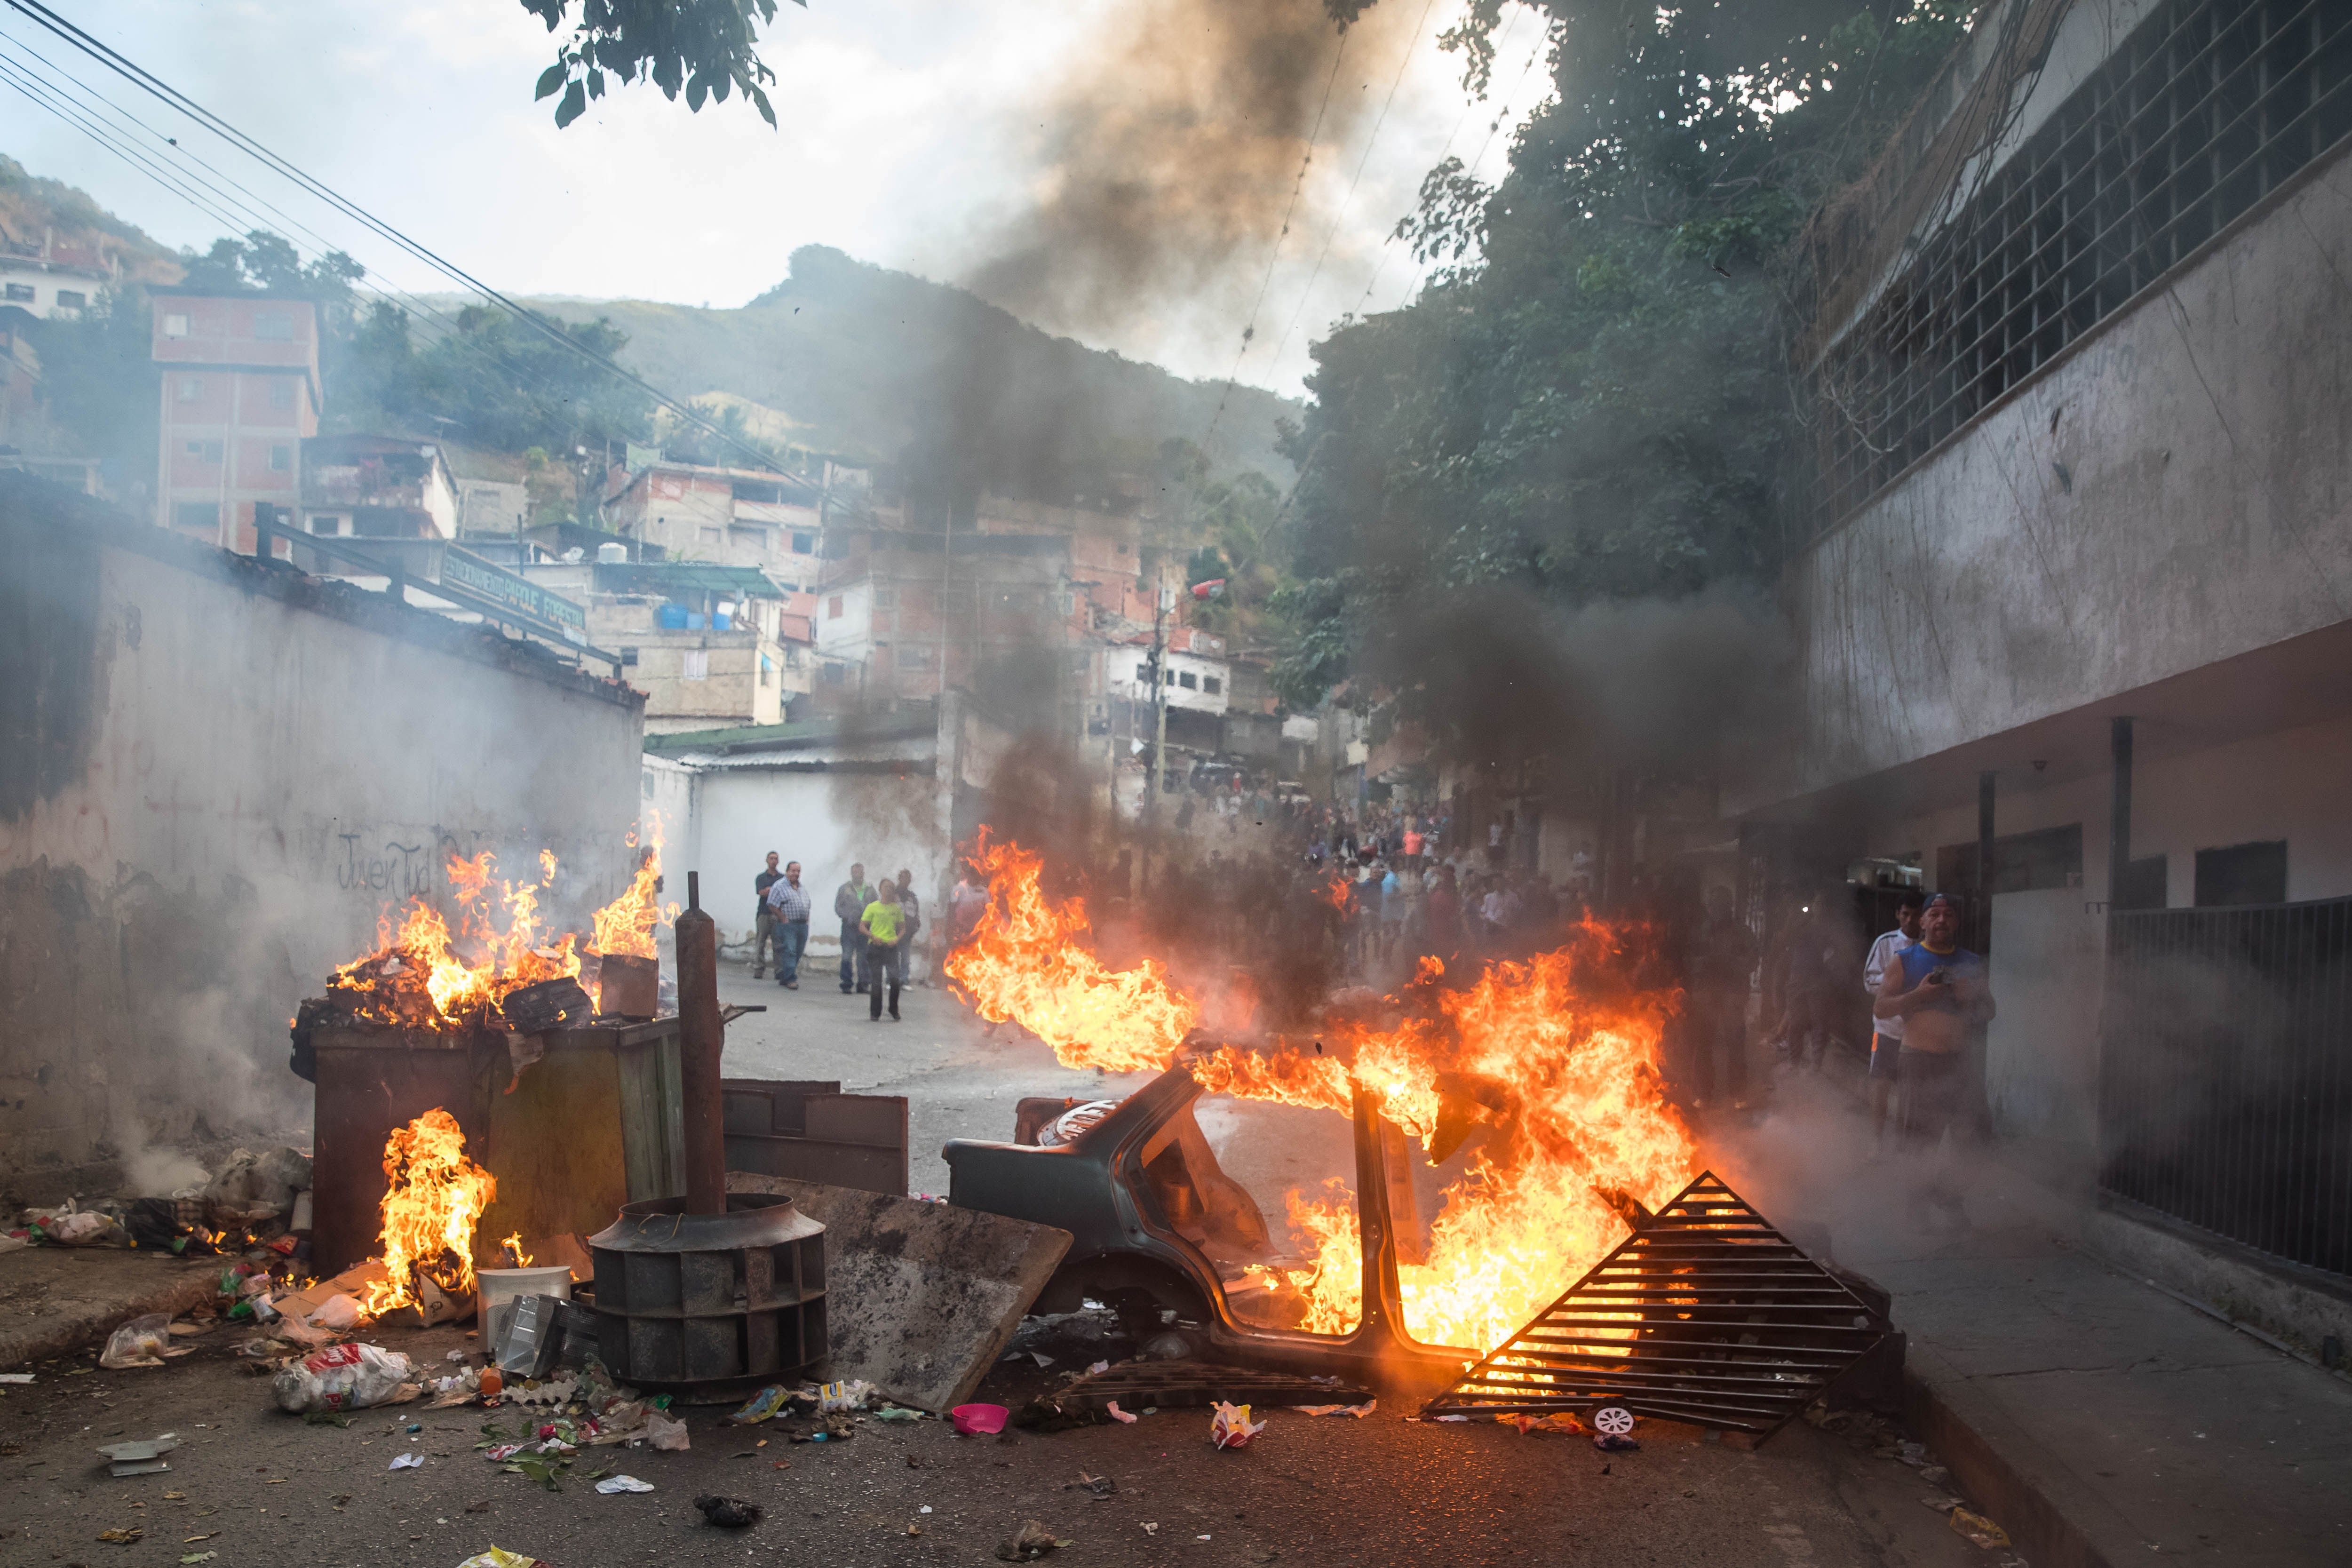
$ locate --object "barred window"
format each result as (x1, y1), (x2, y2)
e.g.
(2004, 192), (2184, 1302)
(1816, 0), (2352, 527)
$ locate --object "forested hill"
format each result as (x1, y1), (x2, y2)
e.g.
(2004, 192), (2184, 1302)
(522, 246), (1297, 489)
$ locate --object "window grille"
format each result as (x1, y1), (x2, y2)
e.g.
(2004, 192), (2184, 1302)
(1815, 0), (2352, 528)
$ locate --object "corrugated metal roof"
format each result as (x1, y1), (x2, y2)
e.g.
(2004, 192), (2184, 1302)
(595, 561), (779, 596)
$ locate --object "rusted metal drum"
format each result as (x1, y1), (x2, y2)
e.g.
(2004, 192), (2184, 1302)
(586, 1190), (827, 1394)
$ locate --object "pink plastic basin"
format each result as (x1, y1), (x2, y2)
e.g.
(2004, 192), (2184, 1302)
(951, 1403), (1009, 1435)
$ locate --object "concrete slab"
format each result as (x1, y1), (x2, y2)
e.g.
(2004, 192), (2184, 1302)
(0, 1246), (224, 1369)
(727, 1171), (1071, 1413)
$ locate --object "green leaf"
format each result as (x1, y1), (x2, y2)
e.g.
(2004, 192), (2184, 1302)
(534, 62), (565, 101)
(686, 75), (707, 112)
(749, 84), (776, 128)
(554, 80), (587, 128)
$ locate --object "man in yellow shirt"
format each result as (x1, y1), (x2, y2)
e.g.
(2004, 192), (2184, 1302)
(860, 883), (906, 1021)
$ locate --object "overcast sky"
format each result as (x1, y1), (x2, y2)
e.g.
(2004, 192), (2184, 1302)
(0, 0), (1549, 397)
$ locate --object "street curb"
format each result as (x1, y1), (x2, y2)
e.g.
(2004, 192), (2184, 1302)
(1901, 1343), (2136, 1568)
(0, 1262), (222, 1370)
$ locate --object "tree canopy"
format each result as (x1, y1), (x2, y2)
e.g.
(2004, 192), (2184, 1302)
(522, 0), (799, 127)
(1273, 0), (1973, 738)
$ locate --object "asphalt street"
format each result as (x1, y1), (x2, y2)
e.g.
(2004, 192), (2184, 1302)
(1, 976), (2005, 1568)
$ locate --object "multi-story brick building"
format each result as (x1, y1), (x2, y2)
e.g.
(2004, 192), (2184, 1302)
(602, 459), (826, 590)
(149, 287), (318, 553)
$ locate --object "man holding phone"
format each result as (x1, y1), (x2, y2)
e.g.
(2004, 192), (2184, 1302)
(1873, 891), (1994, 1226)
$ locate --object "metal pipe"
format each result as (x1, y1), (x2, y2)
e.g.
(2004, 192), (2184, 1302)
(676, 868), (727, 1214)
(2109, 716), (2134, 906)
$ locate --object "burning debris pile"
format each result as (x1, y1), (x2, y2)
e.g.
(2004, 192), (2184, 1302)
(944, 836), (1700, 1354)
(322, 830), (676, 1033)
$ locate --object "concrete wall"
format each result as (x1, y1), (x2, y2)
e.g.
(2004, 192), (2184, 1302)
(1743, 140), (2352, 813)
(0, 485), (644, 1197)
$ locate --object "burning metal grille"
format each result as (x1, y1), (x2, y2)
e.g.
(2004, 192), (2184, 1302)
(1421, 1172), (1891, 1437)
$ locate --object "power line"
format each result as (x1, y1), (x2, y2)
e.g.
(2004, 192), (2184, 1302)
(0, 0), (784, 474)
(0, 29), (640, 436)
(1345, 7), (1545, 324)
(1387, 18), (1555, 312)
(1197, 23), (1351, 458)
(1259, 0), (1442, 385)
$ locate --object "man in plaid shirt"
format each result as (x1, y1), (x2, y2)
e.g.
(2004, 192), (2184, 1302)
(762, 860), (814, 989)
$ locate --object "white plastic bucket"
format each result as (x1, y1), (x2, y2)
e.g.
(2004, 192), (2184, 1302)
(475, 1264), (572, 1329)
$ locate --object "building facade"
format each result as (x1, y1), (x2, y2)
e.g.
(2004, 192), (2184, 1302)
(1739, 0), (2352, 1277)
(603, 460), (826, 590)
(150, 287), (319, 553)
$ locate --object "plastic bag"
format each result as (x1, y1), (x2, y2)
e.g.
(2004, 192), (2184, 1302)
(49, 1210), (118, 1246)
(453, 1550), (540, 1568)
(272, 1343), (415, 1415)
(646, 1414), (690, 1451)
(99, 1313), (175, 1369)
(307, 1293), (363, 1330)
(1208, 1401), (1265, 1450)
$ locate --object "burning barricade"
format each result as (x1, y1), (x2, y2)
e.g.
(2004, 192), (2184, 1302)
(939, 835), (1897, 1439)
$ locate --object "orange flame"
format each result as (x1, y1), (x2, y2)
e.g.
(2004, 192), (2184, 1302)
(590, 820), (679, 962)
(943, 835), (1200, 1074)
(329, 850), (580, 1027)
(363, 1108), (496, 1316)
(330, 820), (679, 1028)
(945, 840), (1698, 1353)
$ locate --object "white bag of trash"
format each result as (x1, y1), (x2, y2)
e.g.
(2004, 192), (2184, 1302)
(305, 1293), (363, 1330)
(645, 1414), (690, 1451)
(272, 1342), (415, 1415)
(99, 1313), (179, 1369)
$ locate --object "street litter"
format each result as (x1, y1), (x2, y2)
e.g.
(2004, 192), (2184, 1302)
(727, 1386), (789, 1425)
(274, 1343), (417, 1414)
(390, 1452), (425, 1469)
(817, 1378), (876, 1413)
(646, 1414), (690, 1451)
(1066, 1471), (1117, 1499)
(96, 1526), (143, 1543)
(594, 1474), (654, 1494)
(101, 1313), (189, 1369)
(97, 1434), (182, 1477)
(953, 1403), (1010, 1435)
(693, 1494), (763, 1528)
(1593, 1433), (1640, 1452)
(180, 1553), (216, 1564)
(874, 1406), (922, 1422)
(1949, 1508), (2011, 1549)
(1502, 1411), (1580, 1434)
(1294, 1401), (1376, 1418)
(1209, 1402), (1265, 1450)
(996, 1520), (1072, 1561)
(454, 1550), (541, 1568)
(0, 1372), (34, 1383)
(1104, 1401), (1138, 1425)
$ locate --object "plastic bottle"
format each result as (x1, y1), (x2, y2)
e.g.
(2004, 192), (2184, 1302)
(478, 1366), (504, 1399)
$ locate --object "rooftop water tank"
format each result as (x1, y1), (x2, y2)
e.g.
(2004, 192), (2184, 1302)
(597, 542), (628, 564)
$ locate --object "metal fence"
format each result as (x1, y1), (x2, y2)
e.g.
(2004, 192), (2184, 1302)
(1816, 0), (2352, 527)
(2101, 897), (2352, 1276)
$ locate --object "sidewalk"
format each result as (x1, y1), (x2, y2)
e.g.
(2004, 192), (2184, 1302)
(1721, 1100), (2352, 1567)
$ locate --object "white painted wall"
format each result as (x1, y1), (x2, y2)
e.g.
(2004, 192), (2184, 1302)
(0, 508), (645, 1186)
(652, 760), (944, 958)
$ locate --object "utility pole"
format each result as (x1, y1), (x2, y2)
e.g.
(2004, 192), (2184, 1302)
(1149, 579), (1171, 828)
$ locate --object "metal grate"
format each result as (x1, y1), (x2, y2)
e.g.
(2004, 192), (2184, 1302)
(1815, 0), (2352, 527)
(1421, 1172), (1892, 1436)
(2101, 897), (2352, 1277)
